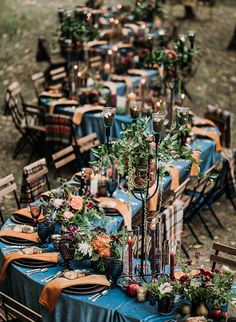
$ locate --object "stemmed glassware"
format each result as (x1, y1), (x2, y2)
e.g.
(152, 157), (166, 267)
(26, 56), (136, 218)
(129, 100), (142, 122)
(177, 107), (190, 126)
(37, 222), (51, 248)
(28, 202), (42, 227)
(103, 107), (116, 149)
(59, 238), (75, 270)
(107, 179), (117, 197)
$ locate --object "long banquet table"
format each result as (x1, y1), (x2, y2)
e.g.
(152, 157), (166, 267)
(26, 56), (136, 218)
(0, 137), (221, 322)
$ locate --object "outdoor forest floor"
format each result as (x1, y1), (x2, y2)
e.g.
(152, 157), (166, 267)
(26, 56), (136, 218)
(0, 0), (236, 268)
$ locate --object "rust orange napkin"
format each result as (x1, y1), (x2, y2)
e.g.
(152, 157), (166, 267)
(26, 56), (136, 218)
(49, 99), (78, 114)
(111, 75), (132, 92)
(39, 274), (110, 311)
(0, 252), (59, 282)
(95, 197), (132, 230)
(0, 228), (39, 243)
(168, 166), (179, 191)
(193, 117), (216, 128)
(12, 208), (45, 222)
(40, 91), (63, 98)
(73, 105), (103, 125)
(148, 181), (159, 212)
(191, 126), (223, 152)
(190, 151), (200, 176)
(128, 69), (149, 77)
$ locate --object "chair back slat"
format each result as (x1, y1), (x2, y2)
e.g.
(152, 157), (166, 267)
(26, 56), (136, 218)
(210, 254), (236, 269)
(174, 178), (190, 200)
(0, 174), (15, 187)
(0, 183), (17, 199)
(55, 153), (76, 170)
(52, 145), (76, 172)
(26, 167), (49, 184)
(31, 72), (45, 97)
(0, 292), (42, 322)
(210, 242), (236, 270)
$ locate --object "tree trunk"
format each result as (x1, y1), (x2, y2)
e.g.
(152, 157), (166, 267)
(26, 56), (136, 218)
(184, 5), (196, 19)
(228, 24), (236, 51)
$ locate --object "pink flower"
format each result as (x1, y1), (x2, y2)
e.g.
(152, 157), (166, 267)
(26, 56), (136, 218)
(70, 196), (84, 211)
(63, 211), (74, 220)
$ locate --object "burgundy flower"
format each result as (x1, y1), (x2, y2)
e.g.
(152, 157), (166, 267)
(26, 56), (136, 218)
(179, 275), (189, 284)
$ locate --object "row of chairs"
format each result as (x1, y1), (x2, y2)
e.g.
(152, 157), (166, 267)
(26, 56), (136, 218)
(0, 145), (90, 224)
(153, 159), (235, 258)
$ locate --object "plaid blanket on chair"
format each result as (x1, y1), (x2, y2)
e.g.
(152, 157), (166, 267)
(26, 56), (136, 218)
(163, 199), (184, 242)
(222, 149), (236, 199)
(205, 105), (233, 148)
(45, 114), (73, 149)
(20, 158), (47, 206)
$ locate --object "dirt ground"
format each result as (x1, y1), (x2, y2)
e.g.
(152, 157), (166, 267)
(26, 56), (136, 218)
(0, 0), (236, 267)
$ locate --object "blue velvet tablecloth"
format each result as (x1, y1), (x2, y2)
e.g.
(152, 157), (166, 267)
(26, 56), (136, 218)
(0, 138), (220, 322)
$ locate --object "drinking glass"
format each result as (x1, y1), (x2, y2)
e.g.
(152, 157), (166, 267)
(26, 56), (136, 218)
(145, 216), (161, 276)
(28, 202), (42, 226)
(152, 112), (165, 134)
(59, 238), (75, 269)
(177, 107), (190, 126)
(103, 107), (116, 127)
(122, 225), (140, 276)
(129, 101), (142, 120)
(37, 222), (51, 248)
(107, 179), (118, 197)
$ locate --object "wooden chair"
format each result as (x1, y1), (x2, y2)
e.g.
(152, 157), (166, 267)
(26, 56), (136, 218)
(0, 174), (20, 224)
(0, 292), (43, 322)
(205, 105), (233, 148)
(4, 82), (45, 160)
(52, 145), (77, 177)
(31, 72), (46, 98)
(210, 242), (236, 270)
(36, 37), (66, 67)
(20, 158), (50, 206)
(49, 66), (67, 85)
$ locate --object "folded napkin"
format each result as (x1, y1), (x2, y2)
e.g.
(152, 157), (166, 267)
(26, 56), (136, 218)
(49, 99), (79, 114)
(191, 126), (223, 152)
(95, 197), (132, 230)
(12, 208), (45, 222)
(39, 274), (110, 311)
(73, 105), (103, 125)
(111, 75), (132, 92)
(148, 181), (159, 212)
(128, 69), (149, 77)
(0, 252), (59, 282)
(40, 91), (63, 98)
(124, 23), (140, 34)
(168, 166), (179, 191)
(101, 81), (117, 95)
(192, 117), (216, 128)
(190, 151), (200, 177)
(47, 85), (62, 91)
(0, 228), (39, 243)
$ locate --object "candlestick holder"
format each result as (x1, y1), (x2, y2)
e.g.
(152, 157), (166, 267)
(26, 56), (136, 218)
(129, 100), (142, 123)
(103, 107), (116, 149)
(177, 106), (190, 145)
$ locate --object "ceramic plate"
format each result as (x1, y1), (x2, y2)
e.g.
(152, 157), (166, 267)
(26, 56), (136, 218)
(14, 258), (55, 268)
(63, 284), (107, 295)
(0, 236), (35, 246)
(11, 214), (34, 225)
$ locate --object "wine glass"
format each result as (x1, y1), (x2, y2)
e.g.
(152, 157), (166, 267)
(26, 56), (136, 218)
(107, 179), (118, 197)
(103, 107), (116, 127)
(28, 202), (42, 227)
(177, 107), (190, 126)
(152, 112), (165, 134)
(37, 222), (51, 248)
(129, 101), (142, 121)
(59, 238), (75, 270)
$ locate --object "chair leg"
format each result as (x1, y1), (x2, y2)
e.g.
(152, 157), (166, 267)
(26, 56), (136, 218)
(0, 209), (5, 225)
(181, 244), (190, 259)
(197, 211), (214, 240)
(207, 203), (224, 229)
(229, 198), (236, 212)
(186, 221), (203, 245)
(13, 136), (28, 159)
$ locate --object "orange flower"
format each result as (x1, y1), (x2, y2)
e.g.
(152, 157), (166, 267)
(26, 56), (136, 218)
(70, 196), (83, 211)
(92, 235), (111, 258)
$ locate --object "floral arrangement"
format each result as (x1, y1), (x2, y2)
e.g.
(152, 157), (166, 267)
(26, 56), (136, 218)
(65, 226), (123, 270)
(145, 275), (176, 300)
(134, 0), (164, 22)
(41, 184), (106, 229)
(176, 267), (234, 309)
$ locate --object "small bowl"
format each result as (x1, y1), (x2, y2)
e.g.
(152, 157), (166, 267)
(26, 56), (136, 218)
(51, 234), (63, 249)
